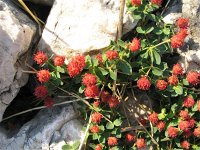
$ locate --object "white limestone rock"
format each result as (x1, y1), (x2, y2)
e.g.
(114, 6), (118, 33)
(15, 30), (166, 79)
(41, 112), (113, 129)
(38, 0), (138, 57)
(0, 1), (37, 122)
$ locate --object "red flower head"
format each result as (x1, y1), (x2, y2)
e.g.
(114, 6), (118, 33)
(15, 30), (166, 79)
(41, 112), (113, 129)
(189, 118), (196, 128)
(131, 0), (141, 7)
(90, 125), (100, 133)
(184, 130), (192, 138)
(177, 18), (189, 29)
(82, 73), (97, 87)
(137, 76), (151, 90)
(53, 55), (65, 66)
(170, 34), (185, 49)
(34, 85), (48, 99)
(181, 141), (190, 150)
(108, 137), (118, 146)
(198, 101), (200, 112)
(125, 133), (135, 143)
(167, 127), (179, 138)
(95, 144), (103, 150)
(179, 121), (190, 131)
(67, 55), (86, 78)
(156, 80), (168, 90)
(129, 38), (141, 52)
(151, 0), (163, 6)
(156, 121), (165, 132)
(178, 29), (188, 39)
(135, 138), (146, 149)
(139, 118), (147, 126)
(172, 63), (183, 75)
(91, 112), (102, 123)
(148, 112), (159, 125)
(108, 97), (120, 108)
(186, 71), (200, 85)
(37, 69), (51, 83)
(179, 110), (189, 120)
(84, 85), (99, 98)
(167, 75), (178, 86)
(194, 127), (200, 137)
(106, 50), (118, 60)
(44, 97), (55, 108)
(183, 96), (195, 108)
(93, 100), (100, 107)
(96, 54), (103, 64)
(100, 90), (111, 102)
(34, 51), (48, 65)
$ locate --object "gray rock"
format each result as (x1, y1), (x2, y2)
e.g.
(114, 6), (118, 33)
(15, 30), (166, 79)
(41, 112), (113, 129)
(163, 0), (200, 71)
(24, 0), (54, 6)
(38, 0), (138, 58)
(0, 1), (38, 122)
(0, 105), (83, 150)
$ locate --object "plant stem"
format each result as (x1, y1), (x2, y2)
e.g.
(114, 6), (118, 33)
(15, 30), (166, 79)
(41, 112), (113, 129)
(143, 39), (170, 50)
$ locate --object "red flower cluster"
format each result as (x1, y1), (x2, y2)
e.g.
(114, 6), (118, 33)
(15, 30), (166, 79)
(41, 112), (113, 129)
(67, 55), (85, 78)
(148, 112), (159, 125)
(151, 0), (162, 6)
(198, 101), (200, 112)
(170, 29), (188, 49)
(189, 118), (196, 128)
(82, 73), (97, 87)
(34, 85), (48, 99)
(167, 75), (178, 86)
(84, 85), (99, 98)
(108, 96), (120, 108)
(129, 38), (141, 52)
(34, 51), (48, 65)
(194, 127), (200, 137)
(37, 69), (51, 83)
(135, 138), (146, 149)
(107, 137), (118, 146)
(156, 121), (165, 132)
(172, 63), (183, 75)
(91, 112), (102, 123)
(125, 133), (135, 143)
(44, 97), (55, 108)
(96, 54), (103, 64)
(179, 121), (190, 131)
(100, 90), (111, 102)
(184, 130), (192, 138)
(53, 55), (65, 66)
(181, 141), (190, 150)
(106, 50), (118, 60)
(137, 76), (151, 90)
(167, 126), (179, 138)
(95, 144), (103, 150)
(177, 18), (189, 29)
(90, 125), (100, 133)
(186, 71), (200, 85)
(179, 110), (189, 120)
(183, 96), (195, 108)
(93, 100), (100, 107)
(156, 79), (168, 90)
(131, 0), (141, 7)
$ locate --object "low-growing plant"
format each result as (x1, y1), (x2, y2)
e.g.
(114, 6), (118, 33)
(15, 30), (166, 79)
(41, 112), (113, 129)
(31, 0), (200, 149)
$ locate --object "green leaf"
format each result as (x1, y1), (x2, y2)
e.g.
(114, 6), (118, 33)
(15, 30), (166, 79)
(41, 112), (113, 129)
(116, 60), (132, 75)
(183, 79), (189, 86)
(145, 27), (154, 34)
(62, 145), (72, 150)
(163, 28), (170, 35)
(92, 133), (99, 140)
(109, 69), (117, 80)
(113, 119), (122, 126)
(136, 27), (146, 34)
(152, 67), (163, 76)
(173, 85), (183, 95)
(56, 66), (65, 73)
(153, 50), (161, 65)
(79, 85), (85, 94)
(106, 122), (114, 129)
(71, 141), (80, 150)
(117, 40), (126, 49)
(85, 55), (92, 68)
(95, 67), (108, 80)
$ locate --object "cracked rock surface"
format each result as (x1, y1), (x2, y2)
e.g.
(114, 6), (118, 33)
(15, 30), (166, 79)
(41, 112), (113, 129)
(0, 105), (83, 150)
(38, 0), (138, 57)
(0, 1), (38, 122)
(163, 0), (200, 71)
